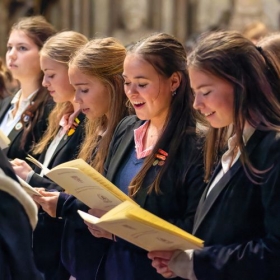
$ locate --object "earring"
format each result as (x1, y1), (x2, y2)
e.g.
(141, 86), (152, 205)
(172, 91), (177, 96)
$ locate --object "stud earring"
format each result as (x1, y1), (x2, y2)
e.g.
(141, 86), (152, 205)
(172, 91), (177, 96)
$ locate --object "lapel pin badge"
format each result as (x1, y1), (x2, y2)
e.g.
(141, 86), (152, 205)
(153, 148), (168, 166)
(15, 122), (23, 130)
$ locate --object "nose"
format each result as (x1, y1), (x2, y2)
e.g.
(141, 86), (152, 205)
(73, 90), (82, 104)
(7, 47), (16, 60)
(125, 83), (137, 96)
(193, 93), (204, 111)
(42, 75), (50, 87)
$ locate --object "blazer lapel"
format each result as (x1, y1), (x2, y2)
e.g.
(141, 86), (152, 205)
(0, 97), (12, 123)
(105, 122), (139, 182)
(193, 129), (266, 234)
(8, 124), (23, 144)
(42, 113), (86, 168)
(49, 134), (69, 163)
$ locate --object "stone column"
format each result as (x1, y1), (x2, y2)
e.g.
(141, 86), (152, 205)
(93, 0), (110, 37)
(176, 0), (188, 42)
(161, 0), (175, 34)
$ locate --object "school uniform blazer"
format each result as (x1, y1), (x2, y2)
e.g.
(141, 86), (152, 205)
(191, 129), (280, 280)
(0, 148), (19, 182)
(0, 170), (43, 280)
(0, 95), (54, 161)
(100, 115), (205, 280)
(30, 113), (85, 280)
(105, 115), (205, 231)
(28, 112), (86, 191)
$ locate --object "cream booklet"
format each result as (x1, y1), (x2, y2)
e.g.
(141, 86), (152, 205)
(26, 155), (136, 211)
(78, 200), (204, 252)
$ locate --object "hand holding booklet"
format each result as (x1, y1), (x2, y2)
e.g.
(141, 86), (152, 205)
(16, 175), (43, 197)
(26, 156), (136, 211)
(78, 200), (204, 251)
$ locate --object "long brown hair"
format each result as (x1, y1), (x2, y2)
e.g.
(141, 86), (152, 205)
(33, 31), (88, 154)
(10, 15), (57, 149)
(127, 33), (198, 196)
(69, 37), (129, 173)
(0, 58), (13, 99)
(187, 31), (280, 182)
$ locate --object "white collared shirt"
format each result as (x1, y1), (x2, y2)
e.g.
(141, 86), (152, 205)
(0, 89), (38, 136)
(168, 124), (256, 280)
(40, 128), (66, 176)
(207, 124), (255, 197)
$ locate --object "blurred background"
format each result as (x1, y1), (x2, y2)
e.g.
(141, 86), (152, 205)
(1, 0), (280, 58)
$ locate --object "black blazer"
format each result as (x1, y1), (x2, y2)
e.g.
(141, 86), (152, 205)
(0, 148), (18, 182)
(30, 113), (86, 280)
(101, 115), (206, 280)
(0, 95), (54, 161)
(0, 172), (43, 280)
(105, 115), (205, 230)
(192, 130), (280, 280)
(29, 112), (86, 191)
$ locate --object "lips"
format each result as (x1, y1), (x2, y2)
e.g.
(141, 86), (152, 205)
(204, 111), (215, 117)
(133, 101), (145, 108)
(81, 108), (89, 114)
(8, 63), (17, 69)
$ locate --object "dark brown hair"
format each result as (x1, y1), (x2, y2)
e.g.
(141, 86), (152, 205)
(127, 33), (197, 196)
(0, 58), (13, 99)
(187, 31), (280, 182)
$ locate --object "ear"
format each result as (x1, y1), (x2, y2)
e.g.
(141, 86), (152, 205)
(170, 72), (182, 92)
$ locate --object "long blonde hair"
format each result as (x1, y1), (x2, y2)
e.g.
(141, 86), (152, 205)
(69, 37), (129, 173)
(33, 31), (88, 154)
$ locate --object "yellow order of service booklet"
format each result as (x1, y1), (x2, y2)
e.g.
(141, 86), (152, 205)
(26, 155), (136, 211)
(78, 200), (204, 252)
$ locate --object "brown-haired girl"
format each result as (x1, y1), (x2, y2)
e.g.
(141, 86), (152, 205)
(1, 15), (56, 160)
(85, 33), (205, 280)
(149, 30), (280, 280)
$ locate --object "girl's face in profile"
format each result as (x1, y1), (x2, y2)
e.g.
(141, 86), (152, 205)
(41, 55), (75, 104)
(189, 67), (234, 128)
(68, 66), (110, 120)
(123, 54), (174, 125)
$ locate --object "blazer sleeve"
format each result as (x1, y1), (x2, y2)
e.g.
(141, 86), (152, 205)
(29, 172), (64, 191)
(0, 192), (43, 280)
(0, 148), (19, 183)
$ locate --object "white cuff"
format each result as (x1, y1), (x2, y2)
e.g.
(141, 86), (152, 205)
(26, 170), (35, 183)
(168, 249), (197, 280)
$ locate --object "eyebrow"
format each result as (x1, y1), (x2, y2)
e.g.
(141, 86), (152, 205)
(7, 42), (29, 46)
(73, 83), (89, 86)
(192, 83), (212, 91)
(122, 74), (148, 79)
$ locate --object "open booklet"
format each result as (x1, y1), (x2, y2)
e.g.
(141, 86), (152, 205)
(78, 200), (204, 252)
(16, 176), (42, 197)
(26, 155), (136, 211)
(0, 129), (10, 149)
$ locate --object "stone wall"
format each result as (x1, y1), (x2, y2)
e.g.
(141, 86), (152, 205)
(1, 0), (280, 58)
(0, 0), (192, 57)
